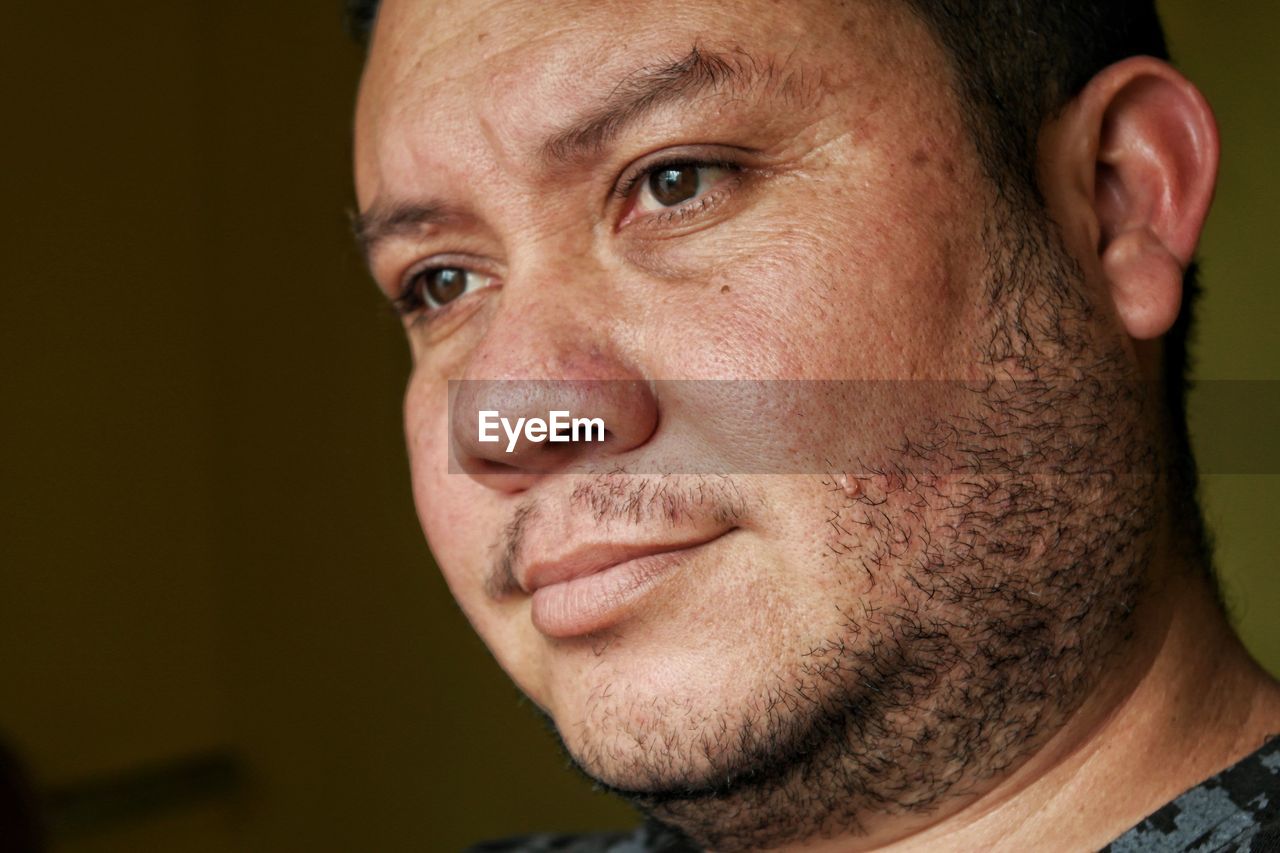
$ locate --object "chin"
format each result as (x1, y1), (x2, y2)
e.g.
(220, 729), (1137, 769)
(547, 640), (837, 794)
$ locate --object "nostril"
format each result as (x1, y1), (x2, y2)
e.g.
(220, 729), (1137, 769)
(459, 454), (518, 475)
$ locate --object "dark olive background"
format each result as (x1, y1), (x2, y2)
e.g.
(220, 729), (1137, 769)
(1, 2), (1275, 851)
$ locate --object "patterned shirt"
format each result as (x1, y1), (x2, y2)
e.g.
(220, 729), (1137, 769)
(470, 738), (1280, 853)
(1103, 737), (1280, 852)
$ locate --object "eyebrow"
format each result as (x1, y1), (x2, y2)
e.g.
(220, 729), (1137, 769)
(352, 201), (459, 262)
(356, 45), (807, 260)
(539, 45), (769, 167)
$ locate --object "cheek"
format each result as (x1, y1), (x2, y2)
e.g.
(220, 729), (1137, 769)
(403, 374), (548, 691)
(627, 149), (992, 473)
(790, 163), (982, 380)
(403, 372), (549, 691)
(403, 371), (444, 512)
(645, 164), (983, 384)
(403, 374), (479, 595)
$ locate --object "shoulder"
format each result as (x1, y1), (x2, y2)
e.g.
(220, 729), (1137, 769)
(464, 821), (699, 853)
(465, 833), (628, 853)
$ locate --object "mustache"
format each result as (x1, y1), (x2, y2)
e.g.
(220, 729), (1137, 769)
(485, 474), (748, 600)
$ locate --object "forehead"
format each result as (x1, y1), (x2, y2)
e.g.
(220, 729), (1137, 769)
(354, 0), (939, 202)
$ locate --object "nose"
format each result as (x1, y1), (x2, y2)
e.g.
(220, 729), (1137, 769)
(451, 377), (658, 486)
(448, 304), (659, 492)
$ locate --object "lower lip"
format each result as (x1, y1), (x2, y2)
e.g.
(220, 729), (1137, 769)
(529, 542), (716, 639)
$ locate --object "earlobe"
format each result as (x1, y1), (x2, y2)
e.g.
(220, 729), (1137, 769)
(1077, 58), (1220, 341)
(1102, 228), (1185, 341)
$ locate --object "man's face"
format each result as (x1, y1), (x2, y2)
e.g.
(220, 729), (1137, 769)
(356, 0), (1154, 845)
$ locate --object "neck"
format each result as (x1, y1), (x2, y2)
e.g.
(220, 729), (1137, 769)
(796, 558), (1280, 853)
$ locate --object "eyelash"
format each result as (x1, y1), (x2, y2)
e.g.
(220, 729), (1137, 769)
(392, 266), (492, 321)
(391, 281), (427, 318)
(614, 156), (742, 202)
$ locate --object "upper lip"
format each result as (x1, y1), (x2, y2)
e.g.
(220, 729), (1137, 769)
(518, 530), (730, 594)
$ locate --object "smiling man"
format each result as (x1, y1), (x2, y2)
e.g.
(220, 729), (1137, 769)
(349, 1), (1280, 850)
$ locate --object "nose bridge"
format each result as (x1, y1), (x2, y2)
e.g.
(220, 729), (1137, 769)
(466, 223), (618, 379)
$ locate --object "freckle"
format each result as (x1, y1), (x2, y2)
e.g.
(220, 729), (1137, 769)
(477, 31), (489, 42)
(911, 148), (929, 167)
(720, 285), (731, 294)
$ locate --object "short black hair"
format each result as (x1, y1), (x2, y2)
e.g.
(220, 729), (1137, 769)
(344, 0), (1209, 565)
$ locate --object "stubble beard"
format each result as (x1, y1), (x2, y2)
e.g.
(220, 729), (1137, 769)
(537, 202), (1162, 852)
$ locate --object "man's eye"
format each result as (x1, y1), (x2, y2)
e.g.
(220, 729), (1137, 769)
(396, 266), (492, 316)
(635, 163), (733, 213)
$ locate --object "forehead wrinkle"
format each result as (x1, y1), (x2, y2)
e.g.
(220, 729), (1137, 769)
(539, 43), (827, 169)
(371, 15), (602, 188)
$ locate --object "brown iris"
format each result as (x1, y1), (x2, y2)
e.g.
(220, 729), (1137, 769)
(648, 165), (700, 206)
(423, 268), (468, 305)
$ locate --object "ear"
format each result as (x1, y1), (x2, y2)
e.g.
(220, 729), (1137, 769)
(1042, 57), (1219, 341)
